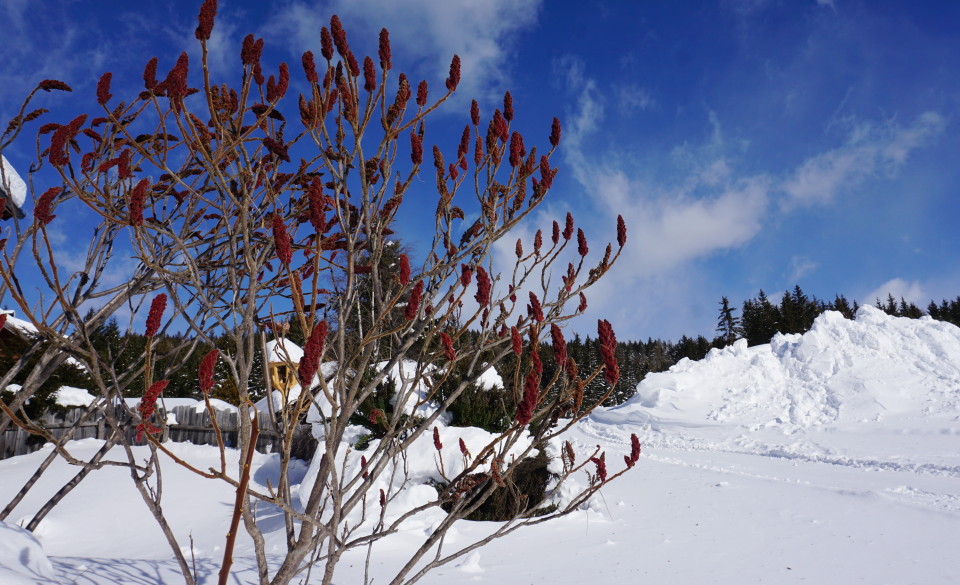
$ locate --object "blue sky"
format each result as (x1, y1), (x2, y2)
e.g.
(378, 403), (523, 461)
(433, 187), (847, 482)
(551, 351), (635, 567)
(1, 0), (958, 342)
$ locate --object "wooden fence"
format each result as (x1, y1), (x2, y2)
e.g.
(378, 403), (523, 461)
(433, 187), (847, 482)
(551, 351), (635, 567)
(0, 404), (317, 461)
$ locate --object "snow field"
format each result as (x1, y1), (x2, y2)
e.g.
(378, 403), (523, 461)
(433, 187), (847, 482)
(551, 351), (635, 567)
(1, 306), (959, 583)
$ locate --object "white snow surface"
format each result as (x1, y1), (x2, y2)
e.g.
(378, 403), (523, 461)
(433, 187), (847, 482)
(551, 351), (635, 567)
(1, 155), (27, 207)
(52, 386), (95, 408)
(475, 366), (504, 390)
(0, 312), (86, 371)
(612, 305), (960, 433)
(124, 396), (238, 414)
(264, 338), (304, 364)
(1, 306), (959, 584)
(0, 311), (38, 335)
(0, 522), (58, 584)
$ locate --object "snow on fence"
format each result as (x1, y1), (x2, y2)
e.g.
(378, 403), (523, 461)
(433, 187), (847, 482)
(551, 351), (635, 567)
(0, 403), (316, 460)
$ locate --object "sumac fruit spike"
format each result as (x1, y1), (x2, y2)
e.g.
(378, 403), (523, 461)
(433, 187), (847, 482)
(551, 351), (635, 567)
(445, 54), (460, 91)
(34, 187), (61, 226)
(272, 215), (292, 265)
(145, 294), (167, 337)
(96, 72), (112, 105)
(195, 0), (217, 41)
(198, 349), (220, 394)
(378, 29), (391, 70)
(398, 254), (411, 285)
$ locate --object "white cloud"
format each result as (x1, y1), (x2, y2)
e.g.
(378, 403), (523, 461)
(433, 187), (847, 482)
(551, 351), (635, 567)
(261, 0), (541, 102)
(863, 278), (926, 307)
(557, 58), (770, 280)
(199, 13), (243, 80)
(781, 112), (946, 207)
(617, 84), (656, 115)
(615, 176), (769, 276)
(538, 50), (945, 340)
(787, 255), (818, 282)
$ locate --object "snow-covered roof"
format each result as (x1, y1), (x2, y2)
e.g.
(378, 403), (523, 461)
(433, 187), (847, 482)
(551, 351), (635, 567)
(53, 386), (96, 408)
(0, 155), (27, 216)
(123, 396), (238, 414)
(0, 311), (87, 371)
(0, 310), (36, 336)
(265, 338), (304, 364)
(475, 366), (504, 390)
(254, 361), (338, 418)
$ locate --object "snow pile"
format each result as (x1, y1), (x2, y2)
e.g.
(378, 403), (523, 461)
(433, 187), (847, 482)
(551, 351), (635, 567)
(0, 522), (58, 585)
(295, 422), (565, 538)
(606, 306), (960, 433)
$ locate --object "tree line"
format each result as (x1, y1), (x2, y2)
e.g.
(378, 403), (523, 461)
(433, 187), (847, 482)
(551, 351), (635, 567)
(6, 286), (959, 414)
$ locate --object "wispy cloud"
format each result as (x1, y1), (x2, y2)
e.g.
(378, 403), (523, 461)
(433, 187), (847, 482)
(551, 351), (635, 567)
(863, 277), (926, 307)
(546, 47), (948, 338)
(787, 256), (819, 282)
(781, 112), (946, 207)
(556, 54), (770, 280)
(616, 84), (656, 116)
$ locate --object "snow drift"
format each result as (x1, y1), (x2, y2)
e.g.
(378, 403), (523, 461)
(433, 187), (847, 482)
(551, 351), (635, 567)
(599, 305), (960, 433)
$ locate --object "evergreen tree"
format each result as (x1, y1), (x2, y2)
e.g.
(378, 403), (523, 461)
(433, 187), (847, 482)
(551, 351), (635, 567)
(878, 293), (899, 316)
(716, 296), (740, 346)
(927, 297), (960, 327)
(829, 294), (855, 319)
(898, 297), (923, 319)
(741, 289), (780, 346)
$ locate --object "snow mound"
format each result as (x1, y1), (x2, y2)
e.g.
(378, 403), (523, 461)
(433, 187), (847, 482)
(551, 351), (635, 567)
(611, 306), (960, 432)
(0, 521), (58, 584)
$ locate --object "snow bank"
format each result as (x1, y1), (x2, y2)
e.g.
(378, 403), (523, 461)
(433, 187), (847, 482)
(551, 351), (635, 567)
(0, 522), (58, 584)
(609, 306), (960, 432)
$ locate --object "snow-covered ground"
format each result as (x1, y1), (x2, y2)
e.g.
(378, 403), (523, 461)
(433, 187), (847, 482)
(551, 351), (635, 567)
(2, 306), (959, 584)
